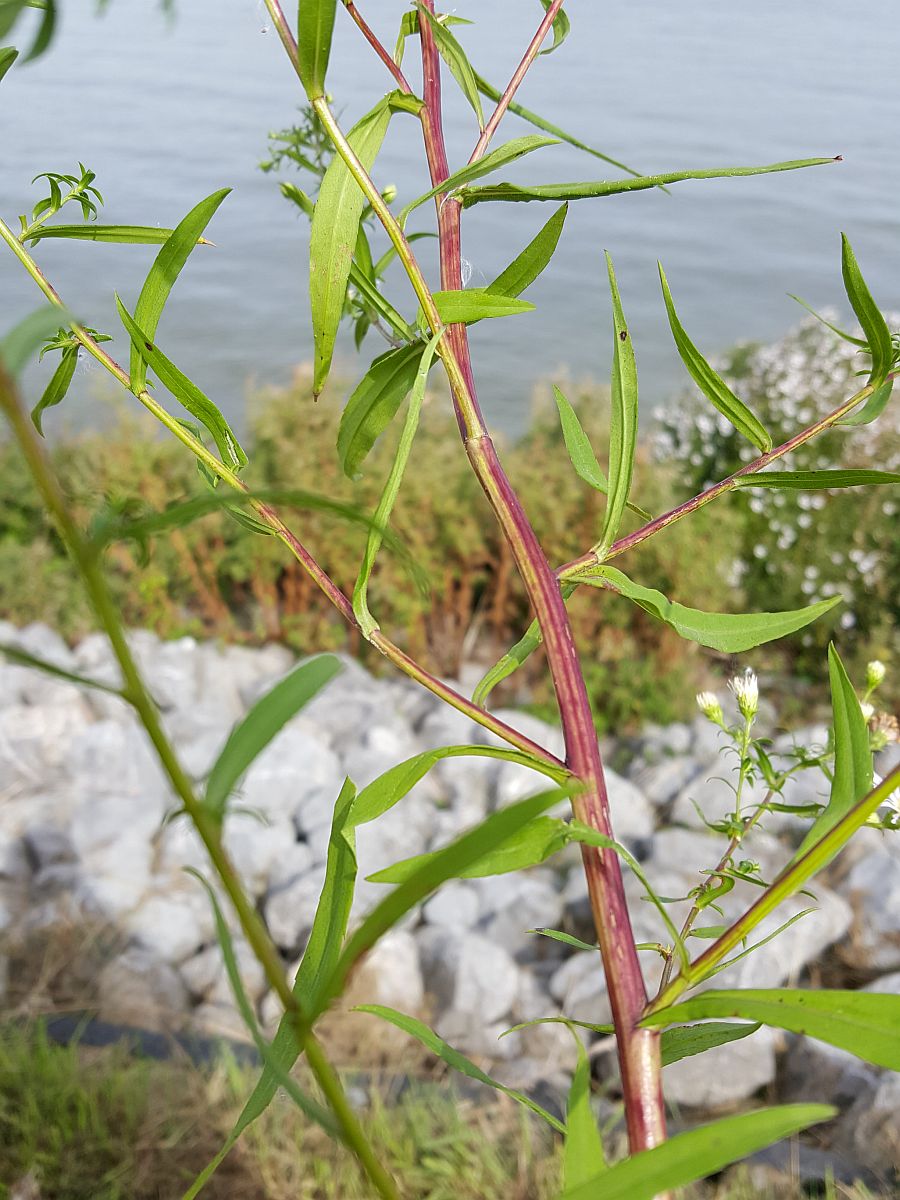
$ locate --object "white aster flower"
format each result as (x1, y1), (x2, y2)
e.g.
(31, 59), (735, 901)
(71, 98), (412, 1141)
(860, 702), (875, 723)
(729, 668), (759, 720)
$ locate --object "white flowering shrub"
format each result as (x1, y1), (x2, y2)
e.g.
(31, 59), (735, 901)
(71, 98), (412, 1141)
(654, 315), (900, 675)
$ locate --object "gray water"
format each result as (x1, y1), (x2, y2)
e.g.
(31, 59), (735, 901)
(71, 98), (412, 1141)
(2, 1), (899, 437)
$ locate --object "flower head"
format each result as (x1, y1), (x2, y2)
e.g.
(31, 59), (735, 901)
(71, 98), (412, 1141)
(696, 691), (723, 724)
(867, 660), (887, 690)
(729, 668), (759, 720)
(860, 702), (875, 723)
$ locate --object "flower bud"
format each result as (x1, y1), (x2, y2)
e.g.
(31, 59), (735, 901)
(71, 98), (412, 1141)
(728, 668), (759, 720)
(860, 702), (875, 723)
(867, 660), (887, 690)
(696, 691), (723, 724)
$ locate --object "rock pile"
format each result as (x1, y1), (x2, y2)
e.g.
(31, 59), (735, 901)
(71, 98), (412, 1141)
(1, 622), (898, 1179)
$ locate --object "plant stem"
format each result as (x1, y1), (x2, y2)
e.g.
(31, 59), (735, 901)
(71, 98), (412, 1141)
(0, 361), (399, 1200)
(416, 2), (667, 1154)
(341, 0), (412, 94)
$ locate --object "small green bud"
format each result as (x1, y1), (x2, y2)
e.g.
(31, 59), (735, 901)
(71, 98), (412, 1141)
(696, 691), (723, 724)
(866, 660), (887, 690)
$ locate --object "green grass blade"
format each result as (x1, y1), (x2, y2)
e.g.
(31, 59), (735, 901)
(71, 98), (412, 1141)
(561, 1105), (835, 1200)
(573, 564), (842, 653)
(659, 262), (772, 452)
(735, 468), (900, 489)
(597, 254), (638, 558)
(31, 344), (77, 433)
(204, 655), (342, 821)
(337, 341), (426, 477)
(416, 3), (483, 129)
(644, 989), (900, 1071)
(486, 203), (568, 298)
(129, 188), (230, 394)
(355, 1005), (565, 1133)
(116, 297), (248, 473)
(660, 1021), (761, 1067)
(460, 156), (838, 204)
(310, 96), (393, 396)
(840, 233), (893, 385)
(296, 0), (337, 100)
(794, 644), (873, 859)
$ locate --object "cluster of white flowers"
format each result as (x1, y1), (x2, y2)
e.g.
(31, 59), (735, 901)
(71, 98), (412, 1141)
(696, 667), (759, 725)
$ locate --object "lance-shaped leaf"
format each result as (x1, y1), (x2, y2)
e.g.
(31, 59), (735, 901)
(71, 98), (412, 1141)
(204, 655), (342, 821)
(356, 1006), (564, 1132)
(296, 0), (337, 100)
(400, 134), (557, 222)
(787, 293), (867, 347)
(0, 304), (74, 375)
(564, 1038), (606, 1188)
(310, 97), (393, 396)
(472, 580), (577, 706)
(643, 989), (900, 1072)
(416, 3), (483, 129)
(116, 299), (248, 473)
(561, 1105), (834, 1200)
(22, 0), (52, 60)
(486, 203), (567, 298)
(354, 329), (444, 633)
(735, 469), (900, 489)
(182, 778), (359, 1199)
(129, 188), (230, 394)
(459, 156), (838, 204)
(573, 564), (842, 653)
(538, 0), (570, 54)
(31, 344), (77, 434)
(660, 1021), (762, 1067)
(794, 645), (872, 860)
(474, 72), (650, 184)
(25, 224), (212, 246)
(840, 233), (893, 386)
(597, 254), (638, 558)
(0, 641), (124, 698)
(554, 384), (608, 491)
(0, 45), (17, 82)
(841, 380), (894, 428)
(659, 263), (772, 453)
(337, 341), (427, 478)
(430, 289), (534, 324)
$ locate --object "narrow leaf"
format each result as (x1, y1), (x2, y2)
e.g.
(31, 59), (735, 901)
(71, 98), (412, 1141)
(431, 289), (535, 323)
(0, 305), (73, 376)
(598, 254), (638, 557)
(795, 645), (873, 858)
(0, 45), (17, 82)
(735, 469), (900, 489)
(644, 989), (900, 1072)
(337, 341), (427, 478)
(310, 96), (394, 396)
(460, 157), (839, 204)
(31, 345), (77, 433)
(574, 565), (842, 653)
(660, 1021), (761, 1067)
(356, 1006), (564, 1132)
(841, 379), (894, 428)
(116, 298), (248, 473)
(204, 655), (342, 820)
(130, 188), (230, 394)
(554, 384), (609, 492)
(538, 0), (570, 55)
(21, 0), (52, 60)
(26, 224), (211, 246)
(564, 1040), (606, 1188)
(659, 263), (772, 452)
(416, 3), (483, 129)
(561, 1105), (835, 1200)
(840, 233), (893, 385)
(0, 641), (123, 698)
(529, 928), (597, 953)
(296, 0), (337, 100)
(486, 203), (567, 298)
(787, 294), (867, 347)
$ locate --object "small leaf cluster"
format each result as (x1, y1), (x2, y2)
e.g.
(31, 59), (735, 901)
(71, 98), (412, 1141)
(19, 163), (103, 242)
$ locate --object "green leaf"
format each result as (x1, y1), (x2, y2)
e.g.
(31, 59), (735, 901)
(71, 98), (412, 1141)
(26, 224), (211, 246)
(367, 815), (568, 884)
(0, 2), (26, 39)
(0, 304), (73, 375)
(430, 289), (535, 323)
(787, 293), (867, 347)
(597, 254), (638, 558)
(538, 0), (570, 55)
(660, 1021), (762, 1067)
(644, 989), (900, 1072)
(353, 329), (444, 633)
(296, 0), (337, 100)
(21, 0), (51, 60)
(529, 928), (597, 953)
(400, 135), (557, 222)
(116, 298), (249, 473)
(204, 655), (342, 821)
(735, 469), (900, 489)
(0, 45), (17, 82)
(460, 156), (838, 204)
(416, 3), (483, 129)
(310, 97), (394, 396)
(841, 380), (894, 428)
(554, 384), (609, 492)
(31, 344), (77, 433)
(337, 341), (426, 478)
(0, 641), (123, 698)
(185, 869), (339, 1136)
(561, 1105), (835, 1200)
(473, 72), (651, 184)
(573, 564), (842, 653)
(840, 233), (893, 385)
(486, 203), (568, 298)
(659, 263), (772, 453)
(564, 1039), (606, 1188)
(129, 188), (230, 394)
(355, 1006), (565, 1133)
(794, 645), (873, 859)
(350, 744), (567, 830)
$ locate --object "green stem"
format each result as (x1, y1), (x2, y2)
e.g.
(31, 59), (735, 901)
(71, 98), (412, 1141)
(0, 361), (398, 1200)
